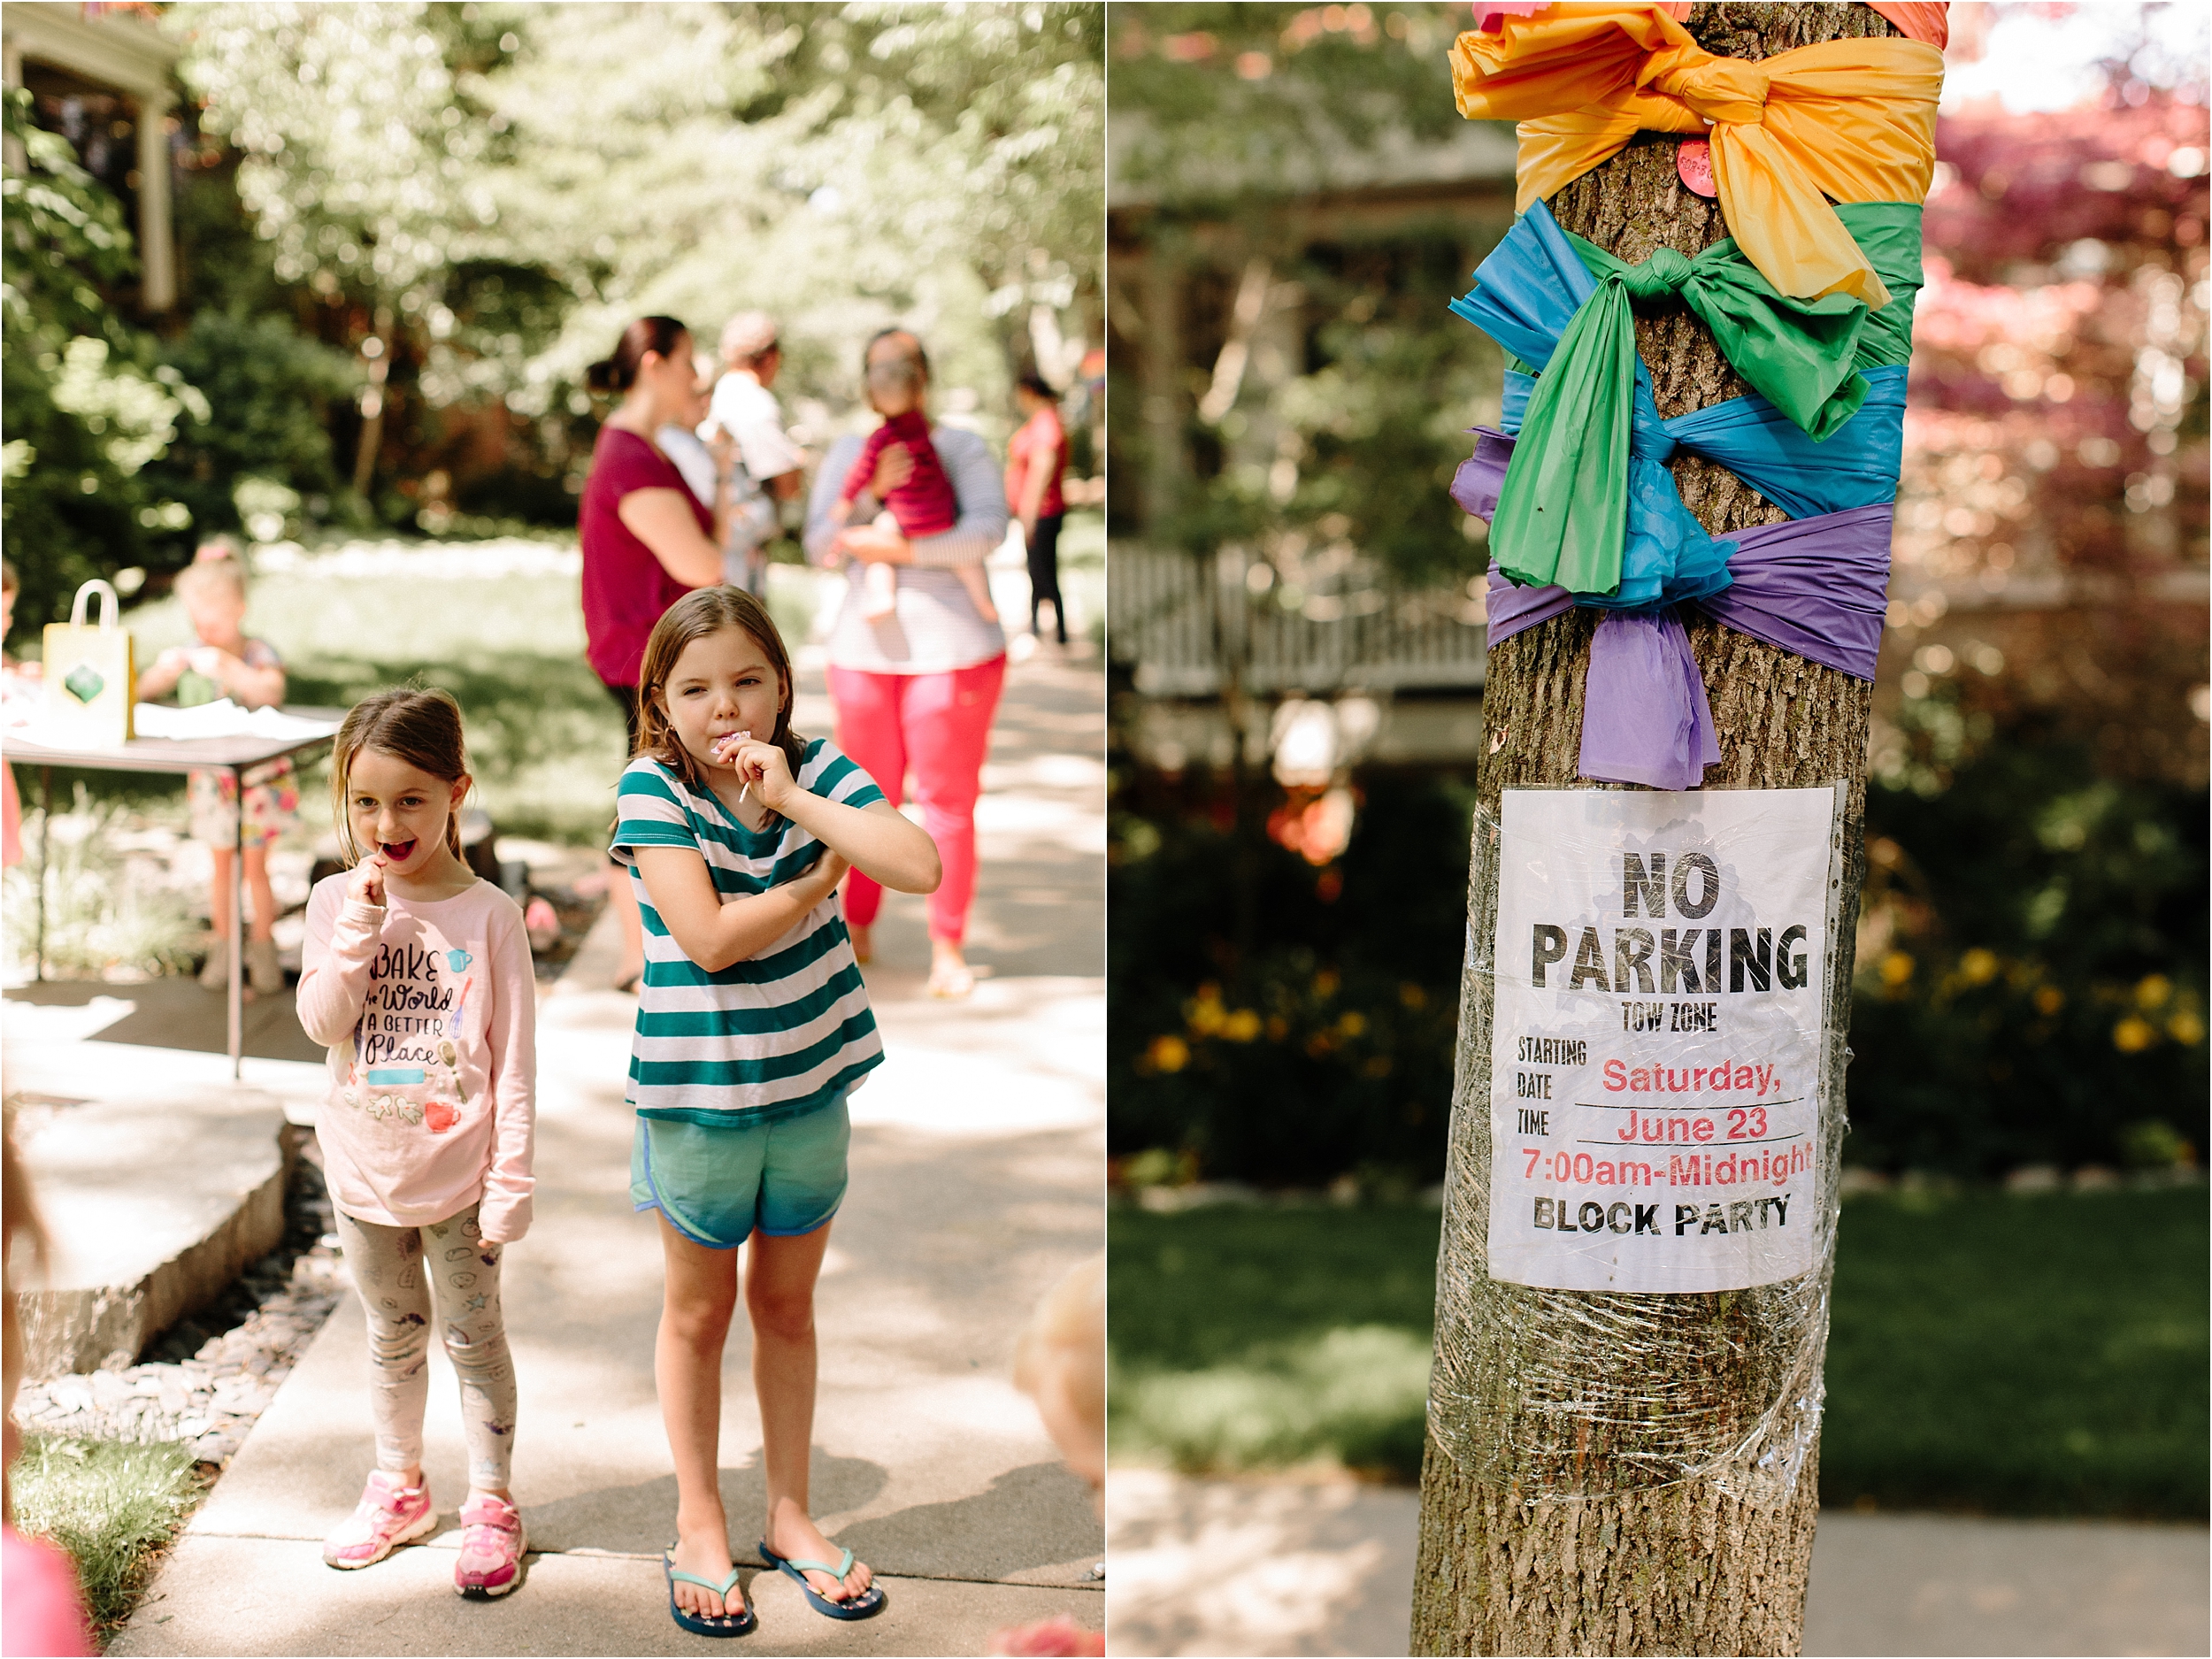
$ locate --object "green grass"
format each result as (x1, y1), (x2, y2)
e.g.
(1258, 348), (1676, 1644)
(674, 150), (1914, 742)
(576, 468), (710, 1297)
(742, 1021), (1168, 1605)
(1108, 1202), (1442, 1479)
(1107, 1188), (2210, 1517)
(1822, 1186), (2208, 1519)
(9, 1434), (211, 1637)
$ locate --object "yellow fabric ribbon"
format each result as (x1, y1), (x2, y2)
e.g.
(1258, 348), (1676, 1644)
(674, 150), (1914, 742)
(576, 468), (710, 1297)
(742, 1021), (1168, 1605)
(1450, 4), (1942, 309)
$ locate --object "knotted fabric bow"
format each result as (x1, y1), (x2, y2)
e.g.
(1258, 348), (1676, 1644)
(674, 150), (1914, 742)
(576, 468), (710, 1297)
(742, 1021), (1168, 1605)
(1453, 198), (1920, 603)
(1450, 3), (1942, 309)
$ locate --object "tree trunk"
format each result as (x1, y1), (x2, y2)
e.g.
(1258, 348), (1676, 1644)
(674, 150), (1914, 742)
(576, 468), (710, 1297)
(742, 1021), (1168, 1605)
(1411, 6), (1900, 1654)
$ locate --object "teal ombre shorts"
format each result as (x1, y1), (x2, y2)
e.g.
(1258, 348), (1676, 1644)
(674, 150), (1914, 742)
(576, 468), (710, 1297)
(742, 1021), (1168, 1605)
(629, 1094), (851, 1250)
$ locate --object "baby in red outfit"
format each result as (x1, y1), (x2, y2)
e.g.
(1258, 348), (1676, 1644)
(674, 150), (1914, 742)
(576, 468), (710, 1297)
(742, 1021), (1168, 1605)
(834, 355), (997, 623)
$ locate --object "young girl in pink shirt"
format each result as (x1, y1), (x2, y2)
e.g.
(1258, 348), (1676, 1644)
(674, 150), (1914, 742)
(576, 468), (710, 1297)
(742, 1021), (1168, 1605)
(296, 689), (537, 1599)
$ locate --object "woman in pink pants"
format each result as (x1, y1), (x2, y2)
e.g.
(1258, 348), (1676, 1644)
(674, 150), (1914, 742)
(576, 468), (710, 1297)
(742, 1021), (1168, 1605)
(803, 328), (1008, 997)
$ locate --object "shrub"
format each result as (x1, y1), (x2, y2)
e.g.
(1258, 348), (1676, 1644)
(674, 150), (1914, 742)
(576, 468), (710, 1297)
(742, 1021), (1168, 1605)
(142, 308), (359, 546)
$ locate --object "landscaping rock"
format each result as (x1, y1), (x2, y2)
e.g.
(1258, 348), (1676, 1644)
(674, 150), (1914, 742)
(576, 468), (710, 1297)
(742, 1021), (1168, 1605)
(9, 1145), (343, 1471)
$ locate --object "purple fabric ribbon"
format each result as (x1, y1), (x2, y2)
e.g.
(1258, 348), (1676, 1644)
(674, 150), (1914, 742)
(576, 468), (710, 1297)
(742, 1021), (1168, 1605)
(1478, 500), (1895, 790)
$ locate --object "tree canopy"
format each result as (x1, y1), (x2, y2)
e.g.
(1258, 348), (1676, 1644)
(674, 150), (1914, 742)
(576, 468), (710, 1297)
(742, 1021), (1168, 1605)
(169, 1), (1104, 421)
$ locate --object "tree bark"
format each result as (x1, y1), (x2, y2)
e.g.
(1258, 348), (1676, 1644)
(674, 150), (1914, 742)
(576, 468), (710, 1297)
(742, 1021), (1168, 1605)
(1411, 7), (1899, 1654)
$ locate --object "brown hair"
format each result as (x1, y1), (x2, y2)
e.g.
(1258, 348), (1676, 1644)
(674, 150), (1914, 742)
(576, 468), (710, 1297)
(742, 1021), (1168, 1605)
(864, 326), (930, 384)
(588, 316), (688, 395)
(635, 588), (808, 805)
(329, 689), (472, 864)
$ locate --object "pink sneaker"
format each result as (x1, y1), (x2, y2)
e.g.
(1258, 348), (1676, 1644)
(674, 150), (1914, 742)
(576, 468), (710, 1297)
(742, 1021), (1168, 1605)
(453, 1494), (527, 1598)
(323, 1471), (436, 1569)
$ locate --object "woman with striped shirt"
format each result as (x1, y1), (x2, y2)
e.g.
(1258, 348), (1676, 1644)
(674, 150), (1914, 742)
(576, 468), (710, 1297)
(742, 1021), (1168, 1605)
(612, 588), (940, 1636)
(803, 327), (1009, 998)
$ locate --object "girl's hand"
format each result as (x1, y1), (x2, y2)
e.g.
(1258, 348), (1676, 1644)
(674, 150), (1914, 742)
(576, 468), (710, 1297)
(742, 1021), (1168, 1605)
(708, 727), (754, 774)
(188, 645), (228, 681)
(721, 735), (797, 810)
(347, 855), (388, 909)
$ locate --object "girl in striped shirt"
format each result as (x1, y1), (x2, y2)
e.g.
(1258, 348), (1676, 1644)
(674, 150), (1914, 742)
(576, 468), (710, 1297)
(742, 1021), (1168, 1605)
(612, 588), (940, 1636)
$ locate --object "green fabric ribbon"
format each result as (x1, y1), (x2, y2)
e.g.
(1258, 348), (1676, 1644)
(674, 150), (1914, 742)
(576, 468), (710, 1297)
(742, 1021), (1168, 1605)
(1489, 201), (1923, 599)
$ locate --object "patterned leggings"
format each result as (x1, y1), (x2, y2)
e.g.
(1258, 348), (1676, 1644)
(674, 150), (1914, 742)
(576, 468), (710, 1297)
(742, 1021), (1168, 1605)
(334, 1202), (518, 1492)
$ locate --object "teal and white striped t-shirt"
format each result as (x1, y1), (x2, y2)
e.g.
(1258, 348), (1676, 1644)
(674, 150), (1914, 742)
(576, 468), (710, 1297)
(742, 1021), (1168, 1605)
(611, 740), (886, 1125)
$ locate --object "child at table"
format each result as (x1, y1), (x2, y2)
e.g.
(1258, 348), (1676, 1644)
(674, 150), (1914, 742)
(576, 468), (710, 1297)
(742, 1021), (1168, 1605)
(135, 539), (299, 995)
(294, 688), (536, 1598)
(832, 353), (998, 625)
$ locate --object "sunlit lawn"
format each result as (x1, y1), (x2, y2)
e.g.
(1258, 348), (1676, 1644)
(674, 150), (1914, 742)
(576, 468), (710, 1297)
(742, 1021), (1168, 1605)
(1108, 1187), (2209, 1517)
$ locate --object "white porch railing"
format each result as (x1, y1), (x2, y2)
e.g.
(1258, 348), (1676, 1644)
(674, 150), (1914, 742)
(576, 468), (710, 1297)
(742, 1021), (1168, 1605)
(1108, 543), (1489, 697)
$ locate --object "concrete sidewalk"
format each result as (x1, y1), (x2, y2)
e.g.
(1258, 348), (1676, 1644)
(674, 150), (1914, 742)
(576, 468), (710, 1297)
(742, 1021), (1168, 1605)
(1106, 1469), (2211, 1657)
(100, 649), (1106, 1656)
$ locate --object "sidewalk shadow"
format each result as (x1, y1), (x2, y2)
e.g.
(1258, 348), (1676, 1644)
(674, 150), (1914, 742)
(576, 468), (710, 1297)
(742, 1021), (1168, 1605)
(832, 1460), (1102, 1583)
(518, 1452), (889, 1559)
(5, 976), (323, 1063)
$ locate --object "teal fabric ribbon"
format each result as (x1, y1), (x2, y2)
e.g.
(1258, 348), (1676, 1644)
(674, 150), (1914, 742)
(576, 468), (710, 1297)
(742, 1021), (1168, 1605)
(1452, 199), (1923, 601)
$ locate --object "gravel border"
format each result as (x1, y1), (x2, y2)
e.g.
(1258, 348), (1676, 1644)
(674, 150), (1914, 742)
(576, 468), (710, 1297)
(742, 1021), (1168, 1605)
(12, 1135), (344, 1468)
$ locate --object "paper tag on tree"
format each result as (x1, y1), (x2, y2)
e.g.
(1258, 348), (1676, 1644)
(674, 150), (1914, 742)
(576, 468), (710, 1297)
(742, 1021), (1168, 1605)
(1486, 786), (1845, 1294)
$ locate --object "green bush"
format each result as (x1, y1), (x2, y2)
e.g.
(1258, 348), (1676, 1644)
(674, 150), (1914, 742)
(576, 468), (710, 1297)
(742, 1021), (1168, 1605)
(1109, 766), (1471, 1187)
(1109, 690), (2207, 1185)
(3, 88), (165, 638)
(2, 791), (201, 979)
(1847, 698), (2208, 1176)
(142, 308), (360, 546)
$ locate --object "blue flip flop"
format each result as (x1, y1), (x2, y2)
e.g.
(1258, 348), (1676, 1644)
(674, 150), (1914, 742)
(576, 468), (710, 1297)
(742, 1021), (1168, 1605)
(663, 1549), (756, 1638)
(757, 1540), (887, 1620)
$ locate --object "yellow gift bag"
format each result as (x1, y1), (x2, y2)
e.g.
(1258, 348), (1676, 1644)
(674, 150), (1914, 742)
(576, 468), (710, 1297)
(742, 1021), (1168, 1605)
(41, 579), (136, 746)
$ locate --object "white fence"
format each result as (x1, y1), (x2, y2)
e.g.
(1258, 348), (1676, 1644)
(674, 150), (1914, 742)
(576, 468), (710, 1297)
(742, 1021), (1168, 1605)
(1108, 543), (1490, 697)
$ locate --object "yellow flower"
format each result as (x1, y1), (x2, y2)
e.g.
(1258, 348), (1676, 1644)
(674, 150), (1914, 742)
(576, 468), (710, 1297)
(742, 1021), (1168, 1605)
(2112, 1017), (2156, 1054)
(2033, 986), (2065, 1017)
(1221, 1010), (1262, 1042)
(1959, 949), (1999, 986)
(1399, 983), (1428, 1009)
(2135, 974), (2173, 1010)
(2169, 1010), (2204, 1046)
(1880, 951), (1914, 987)
(1186, 980), (1226, 1034)
(1146, 1035), (1190, 1073)
(1336, 1010), (1368, 1039)
(1312, 970), (1340, 1000)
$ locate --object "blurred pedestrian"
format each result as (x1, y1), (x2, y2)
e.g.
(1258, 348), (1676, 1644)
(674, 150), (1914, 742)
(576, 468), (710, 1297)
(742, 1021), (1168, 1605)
(656, 365), (726, 520)
(706, 312), (806, 599)
(803, 328), (1009, 999)
(580, 316), (724, 991)
(832, 350), (999, 626)
(1007, 373), (1072, 646)
(989, 1252), (1105, 1656)
(4, 1105), (97, 1658)
(135, 539), (299, 997)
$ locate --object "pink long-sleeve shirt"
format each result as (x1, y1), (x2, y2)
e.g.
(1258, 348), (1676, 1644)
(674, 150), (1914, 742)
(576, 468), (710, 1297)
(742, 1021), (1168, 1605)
(296, 874), (536, 1242)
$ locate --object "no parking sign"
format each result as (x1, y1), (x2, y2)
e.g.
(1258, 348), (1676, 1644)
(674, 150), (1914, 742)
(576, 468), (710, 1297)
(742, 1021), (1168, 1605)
(1486, 787), (1847, 1294)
